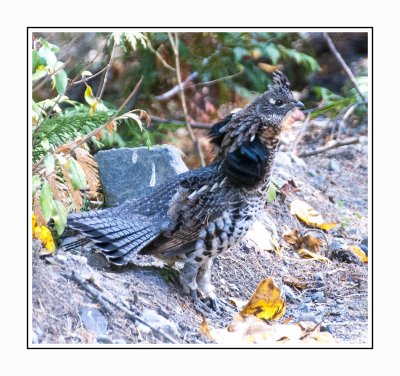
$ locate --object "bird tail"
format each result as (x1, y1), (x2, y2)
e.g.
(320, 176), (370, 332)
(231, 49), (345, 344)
(67, 211), (160, 265)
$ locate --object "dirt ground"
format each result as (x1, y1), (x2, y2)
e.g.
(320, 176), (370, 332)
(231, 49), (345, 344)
(31, 118), (369, 346)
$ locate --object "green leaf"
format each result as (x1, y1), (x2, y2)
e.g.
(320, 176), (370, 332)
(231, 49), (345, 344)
(32, 50), (39, 71)
(41, 138), (50, 151)
(44, 153), (55, 174)
(266, 182), (277, 203)
(40, 181), (54, 222)
(66, 158), (87, 189)
(39, 37), (60, 53)
(38, 46), (57, 67)
(32, 175), (41, 195)
(32, 65), (47, 81)
(51, 200), (67, 235)
(54, 69), (68, 95)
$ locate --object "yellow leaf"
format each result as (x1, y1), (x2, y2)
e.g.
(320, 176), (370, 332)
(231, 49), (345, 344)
(33, 225), (55, 254)
(319, 222), (337, 231)
(348, 245), (368, 263)
(290, 199), (336, 231)
(199, 315), (213, 339)
(298, 248), (329, 262)
(271, 237), (281, 254)
(241, 278), (286, 320)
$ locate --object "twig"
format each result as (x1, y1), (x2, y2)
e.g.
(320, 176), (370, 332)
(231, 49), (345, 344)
(154, 69), (243, 101)
(184, 69), (244, 89)
(145, 35), (176, 72)
(70, 66), (109, 86)
(32, 57), (72, 93)
(168, 32), (205, 167)
(291, 113), (311, 154)
(155, 72), (199, 101)
(323, 33), (366, 103)
(97, 39), (116, 100)
(61, 269), (179, 344)
(336, 103), (358, 140)
(150, 115), (212, 129)
(296, 137), (359, 158)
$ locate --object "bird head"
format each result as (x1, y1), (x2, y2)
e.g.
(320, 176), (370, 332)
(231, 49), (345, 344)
(210, 71), (304, 154)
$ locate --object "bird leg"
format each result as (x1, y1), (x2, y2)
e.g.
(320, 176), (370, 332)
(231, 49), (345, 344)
(180, 259), (219, 315)
(196, 258), (234, 314)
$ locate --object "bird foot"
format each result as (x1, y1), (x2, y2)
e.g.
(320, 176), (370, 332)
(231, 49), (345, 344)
(190, 291), (234, 316)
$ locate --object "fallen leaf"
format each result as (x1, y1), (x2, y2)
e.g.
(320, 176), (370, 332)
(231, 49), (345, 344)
(290, 199), (336, 231)
(246, 220), (273, 251)
(347, 245), (368, 263)
(199, 315), (213, 339)
(301, 235), (322, 253)
(283, 229), (323, 253)
(241, 278), (286, 320)
(298, 248), (329, 262)
(282, 276), (308, 289)
(283, 229), (301, 246)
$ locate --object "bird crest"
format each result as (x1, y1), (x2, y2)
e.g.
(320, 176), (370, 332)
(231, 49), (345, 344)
(271, 71), (292, 94)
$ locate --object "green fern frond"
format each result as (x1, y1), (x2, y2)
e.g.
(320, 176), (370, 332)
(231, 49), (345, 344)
(33, 110), (112, 162)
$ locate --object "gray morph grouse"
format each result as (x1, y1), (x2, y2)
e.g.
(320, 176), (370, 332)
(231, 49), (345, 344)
(68, 71), (304, 312)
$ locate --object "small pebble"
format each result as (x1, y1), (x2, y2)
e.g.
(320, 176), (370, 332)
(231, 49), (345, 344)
(282, 285), (299, 302)
(298, 303), (311, 313)
(312, 291), (325, 303)
(96, 335), (113, 344)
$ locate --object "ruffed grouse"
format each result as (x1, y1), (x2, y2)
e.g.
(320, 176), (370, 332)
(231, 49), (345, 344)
(67, 71), (304, 312)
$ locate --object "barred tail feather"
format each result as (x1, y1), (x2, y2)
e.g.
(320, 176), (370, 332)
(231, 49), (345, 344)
(67, 213), (160, 265)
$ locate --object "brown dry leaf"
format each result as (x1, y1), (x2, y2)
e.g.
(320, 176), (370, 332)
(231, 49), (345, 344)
(282, 276), (309, 289)
(241, 278), (286, 321)
(105, 121), (117, 135)
(283, 229), (322, 253)
(61, 163), (83, 211)
(298, 248), (330, 262)
(290, 199), (336, 231)
(283, 229), (301, 247)
(348, 245), (368, 263)
(301, 235), (322, 253)
(74, 147), (100, 195)
(199, 315), (213, 339)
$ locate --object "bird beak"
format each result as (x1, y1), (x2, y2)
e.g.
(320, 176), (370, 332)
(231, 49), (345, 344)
(294, 100), (305, 109)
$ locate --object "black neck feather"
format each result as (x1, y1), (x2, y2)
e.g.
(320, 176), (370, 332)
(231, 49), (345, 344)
(221, 137), (270, 187)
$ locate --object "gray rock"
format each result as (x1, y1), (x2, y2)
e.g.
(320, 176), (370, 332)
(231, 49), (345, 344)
(311, 291), (325, 303)
(330, 159), (341, 173)
(290, 153), (307, 169)
(314, 272), (324, 282)
(79, 307), (108, 335)
(96, 335), (113, 344)
(360, 237), (368, 255)
(299, 303), (311, 313)
(274, 151), (292, 169)
(282, 285), (300, 302)
(95, 146), (188, 207)
(137, 308), (180, 338)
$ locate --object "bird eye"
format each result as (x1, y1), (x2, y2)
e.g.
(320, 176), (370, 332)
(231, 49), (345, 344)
(275, 99), (283, 106)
